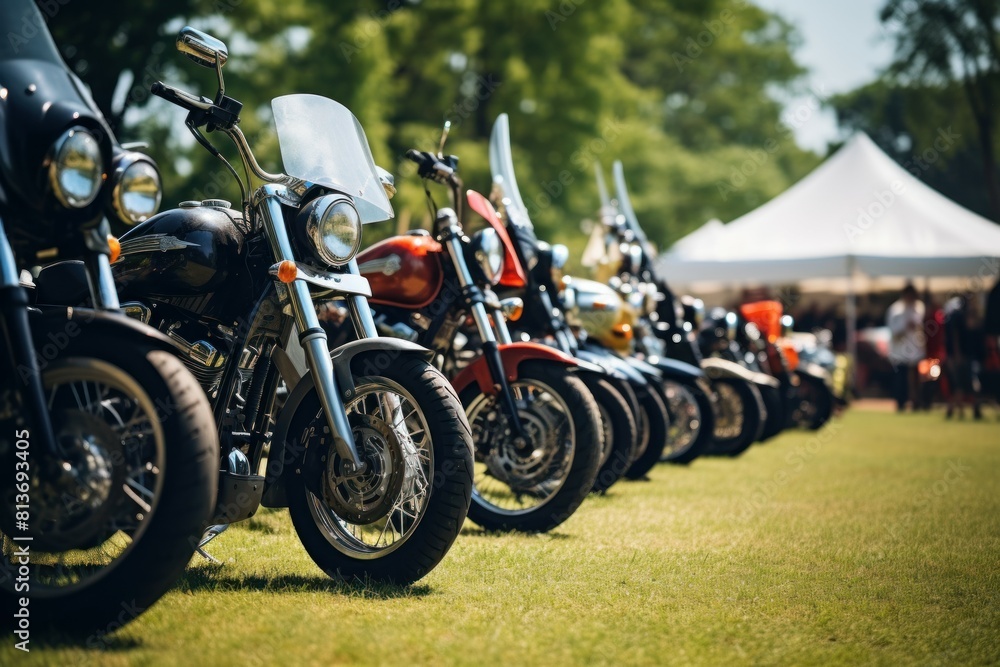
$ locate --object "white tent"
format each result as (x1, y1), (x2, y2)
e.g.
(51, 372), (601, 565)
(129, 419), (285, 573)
(659, 132), (1000, 287)
(656, 132), (1000, 372)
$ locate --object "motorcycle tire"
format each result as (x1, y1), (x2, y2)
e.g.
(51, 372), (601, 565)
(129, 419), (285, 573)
(0, 343), (218, 636)
(793, 372), (834, 430)
(287, 355), (473, 585)
(582, 376), (638, 494)
(462, 361), (602, 533)
(661, 379), (715, 465)
(757, 383), (786, 442)
(624, 383), (670, 480)
(705, 377), (765, 457)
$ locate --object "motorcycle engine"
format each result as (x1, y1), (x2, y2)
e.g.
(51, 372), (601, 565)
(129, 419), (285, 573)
(120, 302), (227, 394)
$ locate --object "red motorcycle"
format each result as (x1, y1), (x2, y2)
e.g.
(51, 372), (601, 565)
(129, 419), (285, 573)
(345, 133), (602, 533)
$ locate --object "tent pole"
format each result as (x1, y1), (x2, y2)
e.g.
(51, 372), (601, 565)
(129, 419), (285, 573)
(846, 259), (858, 396)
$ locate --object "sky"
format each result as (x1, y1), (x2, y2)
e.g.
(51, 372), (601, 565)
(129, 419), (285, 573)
(754, 0), (896, 153)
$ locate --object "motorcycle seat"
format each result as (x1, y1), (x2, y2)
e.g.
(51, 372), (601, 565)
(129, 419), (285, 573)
(34, 260), (90, 306)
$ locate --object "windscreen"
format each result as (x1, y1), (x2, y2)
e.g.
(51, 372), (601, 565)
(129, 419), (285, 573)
(488, 113), (539, 267)
(272, 94), (393, 223)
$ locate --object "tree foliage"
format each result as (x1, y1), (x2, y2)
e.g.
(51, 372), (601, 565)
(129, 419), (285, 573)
(45, 0), (822, 254)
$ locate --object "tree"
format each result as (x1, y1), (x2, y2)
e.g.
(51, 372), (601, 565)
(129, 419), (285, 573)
(880, 0), (1000, 220)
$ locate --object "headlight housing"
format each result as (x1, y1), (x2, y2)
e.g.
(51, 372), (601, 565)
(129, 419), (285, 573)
(301, 194), (362, 266)
(471, 228), (504, 285)
(111, 153), (162, 224)
(49, 127), (103, 208)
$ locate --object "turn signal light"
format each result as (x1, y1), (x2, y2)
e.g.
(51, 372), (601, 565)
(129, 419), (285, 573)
(277, 260), (298, 283)
(499, 297), (524, 322)
(107, 235), (121, 264)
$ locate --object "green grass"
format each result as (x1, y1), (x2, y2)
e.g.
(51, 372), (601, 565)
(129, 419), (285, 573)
(6, 410), (1000, 666)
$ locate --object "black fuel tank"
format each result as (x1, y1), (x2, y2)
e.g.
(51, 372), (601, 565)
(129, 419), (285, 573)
(114, 200), (248, 322)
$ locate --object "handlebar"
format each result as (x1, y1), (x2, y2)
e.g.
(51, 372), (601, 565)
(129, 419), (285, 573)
(150, 81), (213, 113)
(405, 149), (458, 186)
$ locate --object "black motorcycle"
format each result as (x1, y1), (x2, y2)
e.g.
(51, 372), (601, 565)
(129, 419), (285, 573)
(0, 2), (218, 633)
(34, 28), (474, 584)
(602, 160), (772, 457)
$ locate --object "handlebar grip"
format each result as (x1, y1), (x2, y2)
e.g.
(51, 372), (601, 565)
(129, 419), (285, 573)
(150, 81), (212, 113)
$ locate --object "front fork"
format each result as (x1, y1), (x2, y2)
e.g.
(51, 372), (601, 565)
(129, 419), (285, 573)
(259, 186), (368, 474)
(439, 221), (527, 438)
(0, 218), (59, 457)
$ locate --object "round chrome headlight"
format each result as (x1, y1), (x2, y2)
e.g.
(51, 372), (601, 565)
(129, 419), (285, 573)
(473, 228), (504, 285)
(111, 154), (162, 224)
(303, 195), (362, 266)
(49, 127), (103, 208)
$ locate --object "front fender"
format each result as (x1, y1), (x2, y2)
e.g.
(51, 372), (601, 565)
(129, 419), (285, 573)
(643, 355), (705, 382)
(797, 362), (833, 388)
(260, 338), (434, 509)
(29, 305), (183, 356)
(575, 346), (648, 387)
(451, 342), (578, 396)
(701, 356), (780, 390)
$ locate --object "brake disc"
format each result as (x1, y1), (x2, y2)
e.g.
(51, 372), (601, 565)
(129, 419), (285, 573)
(322, 413), (405, 525)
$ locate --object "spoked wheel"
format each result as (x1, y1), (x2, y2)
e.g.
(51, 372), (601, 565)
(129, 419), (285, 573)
(660, 380), (715, 464)
(461, 362), (601, 533)
(624, 384), (670, 480)
(583, 376), (638, 494)
(0, 346), (217, 635)
(705, 378), (764, 457)
(287, 357), (473, 585)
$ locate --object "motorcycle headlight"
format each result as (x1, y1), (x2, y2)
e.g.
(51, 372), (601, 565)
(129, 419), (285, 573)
(302, 194), (362, 266)
(472, 228), (504, 285)
(111, 153), (162, 224)
(49, 127), (103, 208)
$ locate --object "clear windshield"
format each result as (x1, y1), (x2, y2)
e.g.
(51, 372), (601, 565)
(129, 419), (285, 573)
(488, 113), (539, 263)
(612, 160), (653, 256)
(272, 94), (393, 223)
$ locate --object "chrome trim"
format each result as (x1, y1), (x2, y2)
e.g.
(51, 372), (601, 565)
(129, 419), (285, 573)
(0, 219), (19, 287)
(358, 253), (401, 276)
(117, 233), (199, 259)
(267, 262), (372, 297)
(121, 301), (152, 323)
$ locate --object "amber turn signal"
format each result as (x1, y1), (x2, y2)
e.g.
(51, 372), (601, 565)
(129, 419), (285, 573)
(277, 260), (298, 283)
(107, 235), (121, 264)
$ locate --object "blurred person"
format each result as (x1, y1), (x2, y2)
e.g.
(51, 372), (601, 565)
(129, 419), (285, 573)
(984, 279), (1000, 402)
(886, 283), (925, 411)
(943, 294), (984, 419)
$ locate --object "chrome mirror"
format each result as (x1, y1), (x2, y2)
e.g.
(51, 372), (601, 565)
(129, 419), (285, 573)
(376, 166), (396, 200)
(551, 244), (569, 270)
(177, 27), (229, 68)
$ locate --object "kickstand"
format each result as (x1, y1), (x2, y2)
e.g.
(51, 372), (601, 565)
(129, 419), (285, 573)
(196, 524), (230, 563)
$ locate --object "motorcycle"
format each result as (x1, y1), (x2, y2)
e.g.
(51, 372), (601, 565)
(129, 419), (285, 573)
(0, 2), (218, 633)
(34, 28), (474, 584)
(483, 115), (647, 490)
(349, 125), (603, 532)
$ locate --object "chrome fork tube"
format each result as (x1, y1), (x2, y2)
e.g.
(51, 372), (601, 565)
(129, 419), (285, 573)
(258, 186), (365, 473)
(0, 218), (59, 457)
(344, 259), (378, 339)
(84, 252), (121, 310)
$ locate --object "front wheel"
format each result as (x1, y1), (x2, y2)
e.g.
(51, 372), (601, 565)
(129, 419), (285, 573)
(0, 343), (218, 635)
(661, 380), (715, 464)
(582, 376), (638, 494)
(462, 362), (602, 533)
(287, 356), (473, 585)
(792, 373), (834, 430)
(624, 384), (671, 480)
(705, 378), (764, 457)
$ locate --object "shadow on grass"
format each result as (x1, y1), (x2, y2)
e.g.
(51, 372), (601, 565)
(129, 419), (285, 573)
(459, 526), (572, 540)
(177, 566), (432, 600)
(18, 629), (142, 651)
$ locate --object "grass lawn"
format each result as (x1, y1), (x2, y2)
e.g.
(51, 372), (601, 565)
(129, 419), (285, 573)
(5, 409), (1000, 666)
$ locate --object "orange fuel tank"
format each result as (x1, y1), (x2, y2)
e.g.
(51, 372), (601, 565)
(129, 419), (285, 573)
(357, 233), (445, 309)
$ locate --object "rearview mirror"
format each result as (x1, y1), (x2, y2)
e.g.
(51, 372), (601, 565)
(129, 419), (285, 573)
(176, 26), (228, 68)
